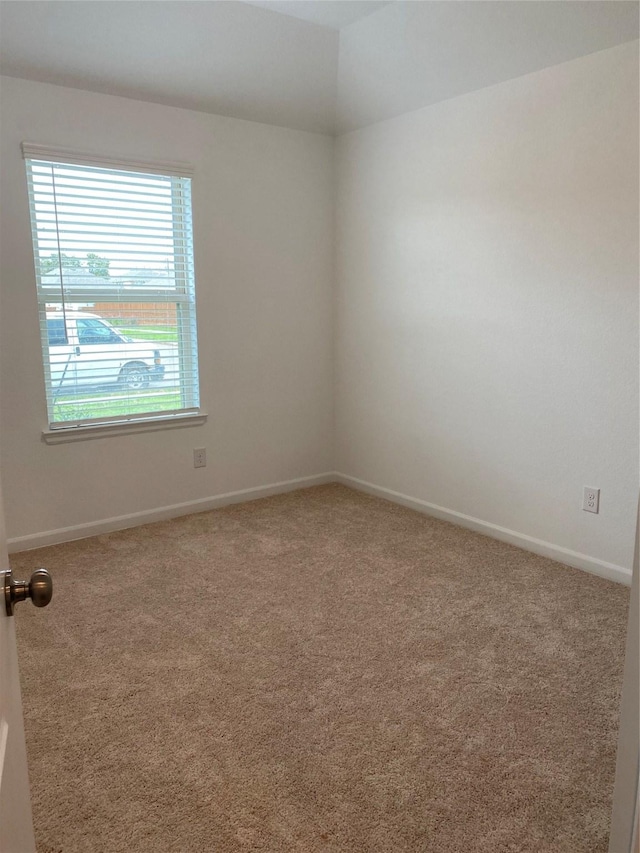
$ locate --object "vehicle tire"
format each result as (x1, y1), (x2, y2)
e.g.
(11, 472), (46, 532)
(120, 362), (150, 390)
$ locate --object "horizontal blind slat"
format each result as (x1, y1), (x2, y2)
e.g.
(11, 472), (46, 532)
(28, 199), (183, 219)
(31, 223), (178, 235)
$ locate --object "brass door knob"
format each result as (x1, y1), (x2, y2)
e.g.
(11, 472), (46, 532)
(2, 568), (53, 616)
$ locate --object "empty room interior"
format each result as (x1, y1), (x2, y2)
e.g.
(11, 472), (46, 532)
(0, 1), (638, 852)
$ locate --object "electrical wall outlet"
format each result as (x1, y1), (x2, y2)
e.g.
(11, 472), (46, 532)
(193, 448), (207, 469)
(582, 486), (600, 514)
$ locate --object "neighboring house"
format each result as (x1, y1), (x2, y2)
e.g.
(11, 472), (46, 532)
(41, 266), (177, 325)
(40, 265), (103, 310)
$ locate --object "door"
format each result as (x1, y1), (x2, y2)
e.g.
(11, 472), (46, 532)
(0, 473), (36, 853)
(74, 315), (126, 387)
(608, 496), (640, 853)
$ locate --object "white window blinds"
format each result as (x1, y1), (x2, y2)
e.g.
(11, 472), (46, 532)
(23, 145), (200, 430)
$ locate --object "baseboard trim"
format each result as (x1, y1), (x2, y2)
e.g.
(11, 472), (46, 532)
(335, 473), (632, 586)
(7, 472), (336, 553)
(9, 470), (632, 586)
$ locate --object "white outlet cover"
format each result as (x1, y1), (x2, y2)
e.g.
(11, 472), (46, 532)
(582, 486), (600, 513)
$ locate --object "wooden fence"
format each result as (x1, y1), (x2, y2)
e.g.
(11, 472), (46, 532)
(92, 303), (178, 326)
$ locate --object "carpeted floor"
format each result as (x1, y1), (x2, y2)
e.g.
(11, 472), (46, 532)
(12, 484), (629, 853)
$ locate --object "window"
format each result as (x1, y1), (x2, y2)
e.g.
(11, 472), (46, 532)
(46, 318), (68, 347)
(23, 144), (200, 433)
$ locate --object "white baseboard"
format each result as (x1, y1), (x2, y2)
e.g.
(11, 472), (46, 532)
(9, 469), (632, 587)
(334, 473), (632, 586)
(7, 472), (335, 553)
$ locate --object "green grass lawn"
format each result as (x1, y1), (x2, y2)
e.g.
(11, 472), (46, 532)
(53, 389), (182, 422)
(109, 323), (178, 343)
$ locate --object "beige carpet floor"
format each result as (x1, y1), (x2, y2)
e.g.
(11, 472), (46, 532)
(12, 484), (629, 853)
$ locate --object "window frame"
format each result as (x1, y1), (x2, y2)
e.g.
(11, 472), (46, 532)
(22, 144), (206, 441)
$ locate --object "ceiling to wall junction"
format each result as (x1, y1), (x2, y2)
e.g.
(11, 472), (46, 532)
(0, 1), (637, 134)
(243, 1), (390, 30)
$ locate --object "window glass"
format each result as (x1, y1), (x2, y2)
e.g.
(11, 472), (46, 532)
(24, 152), (200, 429)
(76, 319), (122, 345)
(46, 318), (68, 347)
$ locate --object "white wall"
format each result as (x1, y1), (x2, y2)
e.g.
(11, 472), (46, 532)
(336, 1), (640, 133)
(1, 43), (638, 578)
(0, 77), (335, 542)
(335, 42), (639, 574)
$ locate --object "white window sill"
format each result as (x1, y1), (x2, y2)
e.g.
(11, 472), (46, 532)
(42, 412), (207, 444)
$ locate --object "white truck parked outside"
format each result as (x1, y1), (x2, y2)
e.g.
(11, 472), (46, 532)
(45, 310), (178, 391)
